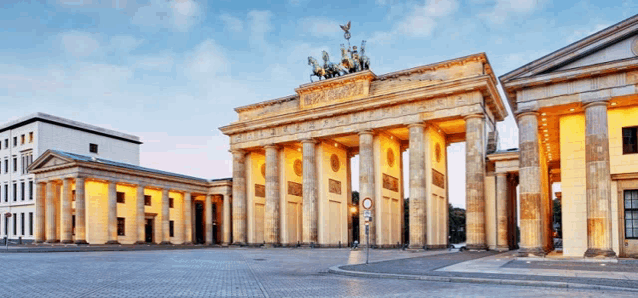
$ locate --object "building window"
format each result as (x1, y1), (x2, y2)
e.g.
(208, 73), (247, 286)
(20, 182), (24, 201)
(169, 197), (174, 208)
(169, 220), (174, 237)
(20, 213), (24, 236)
(116, 192), (125, 204)
(72, 215), (75, 235)
(3, 184), (7, 202)
(12, 183), (17, 201)
(29, 212), (33, 236)
(3, 139), (6, 149)
(20, 134), (24, 145)
(623, 127), (638, 154)
(117, 218), (125, 236)
(89, 143), (98, 154)
(4, 158), (8, 173)
(29, 132), (33, 143)
(12, 156), (17, 172)
(13, 137), (17, 147)
(13, 214), (17, 236)
(144, 195), (151, 206)
(625, 190), (638, 239)
(29, 181), (33, 200)
(3, 216), (7, 236)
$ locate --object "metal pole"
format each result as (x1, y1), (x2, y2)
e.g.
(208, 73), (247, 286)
(365, 223), (369, 265)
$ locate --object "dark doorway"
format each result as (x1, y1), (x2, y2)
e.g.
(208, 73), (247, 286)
(195, 202), (204, 244)
(145, 218), (154, 243)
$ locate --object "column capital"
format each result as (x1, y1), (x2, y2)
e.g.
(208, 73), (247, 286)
(583, 99), (610, 109)
(301, 138), (317, 144)
(407, 122), (425, 128)
(264, 144), (280, 150)
(515, 111), (539, 122)
(230, 149), (246, 155)
(463, 113), (484, 121)
(358, 129), (374, 136)
(495, 172), (508, 178)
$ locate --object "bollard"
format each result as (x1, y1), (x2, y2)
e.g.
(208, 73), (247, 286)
(339, 241), (341, 248)
(18, 237), (22, 245)
(310, 242), (315, 249)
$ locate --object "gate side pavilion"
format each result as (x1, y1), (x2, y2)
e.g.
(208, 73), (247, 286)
(220, 53), (509, 249)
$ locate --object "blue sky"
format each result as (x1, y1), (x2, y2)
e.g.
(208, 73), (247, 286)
(1, 0), (636, 208)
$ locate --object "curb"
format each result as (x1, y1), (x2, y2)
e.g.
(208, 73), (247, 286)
(328, 265), (638, 293)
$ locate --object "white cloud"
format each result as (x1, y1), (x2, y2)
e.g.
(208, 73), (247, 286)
(220, 13), (243, 32)
(131, 0), (203, 32)
(373, 0), (459, 40)
(248, 10), (273, 50)
(298, 17), (341, 38)
(133, 52), (175, 72)
(185, 39), (229, 79)
(58, 31), (101, 57)
(480, 0), (548, 25)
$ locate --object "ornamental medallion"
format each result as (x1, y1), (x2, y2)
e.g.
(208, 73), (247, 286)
(330, 154), (340, 172)
(293, 159), (303, 177)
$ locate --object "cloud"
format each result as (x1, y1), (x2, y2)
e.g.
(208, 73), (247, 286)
(298, 17), (342, 38)
(480, 0), (548, 25)
(247, 10), (273, 50)
(108, 35), (144, 53)
(566, 23), (609, 43)
(220, 13), (243, 32)
(131, 0), (203, 32)
(58, 31), (101, 57)
(371, 0), (459, 41)
(133, 52), (175, 72)
(184, 39), (229, 79)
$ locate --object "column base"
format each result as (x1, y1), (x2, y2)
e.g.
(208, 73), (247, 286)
(517, 247), (546, 257)
(134, 241), (148, 245)
(466, 243), (488, 251)
(426, 244), (448, 249)
(61, 240), (74, 244)
(496, 245), (510, 252)
(232, 242), (247, 247)
(74, 240), (88, 245)
(34, 240), (45, 244)
(264, 243), (281, 248)
(159, 241), (172, 245)
(182, 242), (194, 246)
(408, 244), (425, 250)
(105, 240), (120, 245)
(45, 239), (59, 243)
(222, 242), (230, 247)
(584, 248), (617, 258)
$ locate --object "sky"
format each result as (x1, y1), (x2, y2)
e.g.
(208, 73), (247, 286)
(0, 0), (636, 208)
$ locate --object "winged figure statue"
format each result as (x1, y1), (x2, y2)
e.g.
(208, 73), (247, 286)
(340, 21), (351, 40)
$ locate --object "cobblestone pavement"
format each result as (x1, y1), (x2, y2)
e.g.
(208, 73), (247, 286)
(504, 259), (638, 272)
(0, 248), (633, 297)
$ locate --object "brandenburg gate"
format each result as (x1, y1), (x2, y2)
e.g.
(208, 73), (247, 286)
(220, 53), (508, 249)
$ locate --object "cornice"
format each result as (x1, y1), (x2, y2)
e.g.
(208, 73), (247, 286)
(220, 75), (500, 136)
(295, 70), (376, 94)
(487, 151), (520, 161)
(234, 95), (298, 113)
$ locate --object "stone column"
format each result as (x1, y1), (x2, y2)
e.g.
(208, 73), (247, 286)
(135, 184), (146, 244)
(465, 114), (487, 250)
(74, 177), (87, 244)
(496, 173), (509, 251)
(183, 192), (193, 245)
(359, 130), (376, 246)
(160, 189), (170, 244)
(584, 100), (616, 257)
(34, 182), (46, 243)
(346, 152), (353, 245)
(302, 139), (318, 246)
(205, 194), (213, 245)
(264, 145), (281, 246)
(517, 112), (545, 256)
(106, 181), (119, 244)
(232, 150), (247, 245)
(60, 178), (73, 243)
(408, 123), (426, 249)
(222, 192), (231, 246)
(45, 181), (57, 243)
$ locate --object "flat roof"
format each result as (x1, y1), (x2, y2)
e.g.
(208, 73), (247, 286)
(0, 112), (142, 144)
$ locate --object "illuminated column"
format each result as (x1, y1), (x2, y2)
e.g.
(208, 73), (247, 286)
(264, 145), (281, 246)
(302, 139), (318, 245)
(465, 114), (487, 250)
(205, 194), (213, 245)
(106, 181), (119, 244)
(496, 173), (509, 251)
(45, 180), (57, 243)
(359, 130), (376, 246)
(160, 189), (170, 244)
(517, 112), (544, 256)
(222, 192), (231, 246)
(346, 152), (353, 245)
(135, 184), (146, 244)
(183, 192), (193, 245)
(34, 182), (46, 243)
(232, 150), (247, 245)
(584, 100), (616, 258)
(60, 178), (73, 243)
(74, 177), (87, 244)
(408, 123), (426, 249)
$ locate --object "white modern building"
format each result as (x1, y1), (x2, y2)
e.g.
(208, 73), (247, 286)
(0, 113), (141, 242)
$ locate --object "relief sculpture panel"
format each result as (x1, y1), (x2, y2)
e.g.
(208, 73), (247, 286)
(432, 169), (445, 189)
(382, 173), (399, 192)
(287, 181), (302, 197)
(328, 179), (342, 195)
(301, 81), (365, 109)
(255, 184), (265, 198)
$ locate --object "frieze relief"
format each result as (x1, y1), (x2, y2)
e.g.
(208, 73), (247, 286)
(231, 92), (479, 145)
(301, 81), (365, 108)
(255, 184), (265, 198)
(432, 169), (445, 189)
(287, 181), (302, 196)
(382, 173), (399, 192)
(328, 179), (342, 195)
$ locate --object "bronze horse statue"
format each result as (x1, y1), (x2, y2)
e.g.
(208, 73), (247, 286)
(308, 56), (326, 82)
(340, 44), (358, 73)
(322, 50), (344, 78)
(359, 40), (370, 70)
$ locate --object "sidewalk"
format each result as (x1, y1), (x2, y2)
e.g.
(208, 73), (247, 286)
(0, 243), (227, 253)
(329, 250), (638, 292)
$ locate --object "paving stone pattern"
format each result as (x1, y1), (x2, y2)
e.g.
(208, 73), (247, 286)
(0, 248), (631, 297)
(504, 259), (638, 273)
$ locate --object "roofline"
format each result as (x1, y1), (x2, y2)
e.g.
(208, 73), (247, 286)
(499, 14), (638, 83)
(0, 113), (142, 145)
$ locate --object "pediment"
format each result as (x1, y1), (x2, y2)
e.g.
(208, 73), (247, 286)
(28, 150), (75, 172)
(500, 15), (638, 82)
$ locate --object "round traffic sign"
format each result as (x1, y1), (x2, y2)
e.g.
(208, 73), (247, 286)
(4, 212), (11, 218)
(362, 197), (373, 210)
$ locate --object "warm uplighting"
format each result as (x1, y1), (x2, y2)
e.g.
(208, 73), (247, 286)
(611, 102), (617, 106)
(350, 206), (358, 214)
(542, 118), (547, 121)
(569, 108), (575, 112)
(297, 148), (301, 152)
(541, 113), (546, 116)
(542, 123), (547, 126)
(334, 143), (338, 147)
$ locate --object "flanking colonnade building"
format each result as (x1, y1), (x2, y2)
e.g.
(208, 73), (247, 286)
(22, 15), (638, 258)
